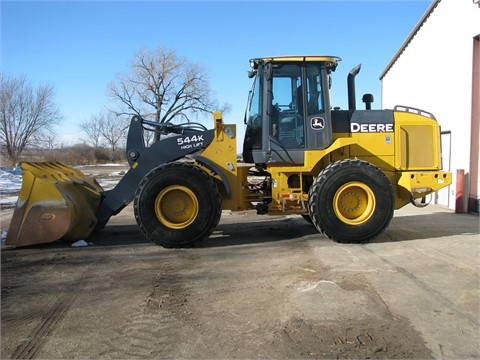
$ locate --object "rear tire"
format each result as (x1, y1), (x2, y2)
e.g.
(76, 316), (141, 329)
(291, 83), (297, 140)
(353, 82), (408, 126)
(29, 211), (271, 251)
(308, 159), (394, 243)
(134, 162), (221, 248)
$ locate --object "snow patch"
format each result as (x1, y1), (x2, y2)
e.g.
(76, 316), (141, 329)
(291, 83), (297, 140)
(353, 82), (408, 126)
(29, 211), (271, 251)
(296, 280), (339, 292)
(0, 166), (23, 193)
(71, 240), (90, 248)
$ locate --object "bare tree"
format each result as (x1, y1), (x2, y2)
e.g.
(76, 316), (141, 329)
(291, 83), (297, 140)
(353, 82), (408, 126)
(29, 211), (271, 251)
(98, 112), (128, 157)
(142, 126), (154, 147)
(43, 133), (58, 161)
(79, 114), (105, 148)
(109, 47), (230, 142)
(0, 73), (63, 165)
(79, 111), (128, 162)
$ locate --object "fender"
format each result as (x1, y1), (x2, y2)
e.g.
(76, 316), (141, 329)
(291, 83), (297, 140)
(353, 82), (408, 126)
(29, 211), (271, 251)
(187, 153), (232, 199)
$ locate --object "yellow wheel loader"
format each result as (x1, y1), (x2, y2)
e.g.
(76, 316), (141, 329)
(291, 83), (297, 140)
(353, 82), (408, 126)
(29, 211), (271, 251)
(5, 56), (452, 248)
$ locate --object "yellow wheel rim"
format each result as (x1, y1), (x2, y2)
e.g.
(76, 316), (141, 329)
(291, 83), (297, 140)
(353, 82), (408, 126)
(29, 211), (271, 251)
(154, 185), (199, 229)
(333, 182), (376, 225)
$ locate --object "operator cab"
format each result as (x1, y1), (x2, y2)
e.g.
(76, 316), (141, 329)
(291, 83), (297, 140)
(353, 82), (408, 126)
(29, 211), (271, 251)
(243, 56), (340, 164)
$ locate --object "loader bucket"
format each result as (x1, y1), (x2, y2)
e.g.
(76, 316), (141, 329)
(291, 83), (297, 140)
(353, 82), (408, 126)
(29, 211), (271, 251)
(5, 162), (104, 248)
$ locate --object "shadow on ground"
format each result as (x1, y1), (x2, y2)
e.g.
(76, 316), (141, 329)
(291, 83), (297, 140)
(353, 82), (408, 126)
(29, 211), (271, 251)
(3, 211), (478, 251)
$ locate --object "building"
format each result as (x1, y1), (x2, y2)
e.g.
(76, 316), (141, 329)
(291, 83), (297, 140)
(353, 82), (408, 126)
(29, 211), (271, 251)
(380, 0), (480, 213)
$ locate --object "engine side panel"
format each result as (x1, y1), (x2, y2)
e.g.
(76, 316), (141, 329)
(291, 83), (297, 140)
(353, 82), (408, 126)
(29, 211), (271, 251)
(393, 110), (443, 170)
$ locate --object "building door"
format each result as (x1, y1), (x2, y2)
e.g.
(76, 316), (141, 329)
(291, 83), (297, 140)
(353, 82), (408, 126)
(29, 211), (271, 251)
(437, 131), (451, 208)
(469, 35), (480, 213)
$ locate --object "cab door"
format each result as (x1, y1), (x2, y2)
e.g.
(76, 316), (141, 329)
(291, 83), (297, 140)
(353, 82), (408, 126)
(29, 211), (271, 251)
(269, 62), (333, 164)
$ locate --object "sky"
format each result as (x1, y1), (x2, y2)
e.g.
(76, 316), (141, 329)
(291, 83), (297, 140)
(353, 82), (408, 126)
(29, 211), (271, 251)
(1, 0), (432, 149)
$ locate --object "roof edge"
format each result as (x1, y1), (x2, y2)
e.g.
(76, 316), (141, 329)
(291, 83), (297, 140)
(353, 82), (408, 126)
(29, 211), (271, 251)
(379, 0), (440, 80)
(251, 55), (341, 63)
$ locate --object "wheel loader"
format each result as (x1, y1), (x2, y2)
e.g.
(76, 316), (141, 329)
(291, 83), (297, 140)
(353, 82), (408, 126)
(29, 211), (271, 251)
(5, 55), (452, 248)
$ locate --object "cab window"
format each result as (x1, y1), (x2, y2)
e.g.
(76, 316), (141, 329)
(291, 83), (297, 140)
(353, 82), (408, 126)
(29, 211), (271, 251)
(306, 64), (324, 115)
(271, 64), (304, 148)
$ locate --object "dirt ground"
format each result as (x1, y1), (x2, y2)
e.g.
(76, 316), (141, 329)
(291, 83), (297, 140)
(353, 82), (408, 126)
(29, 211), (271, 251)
(1, 166), (479, 359)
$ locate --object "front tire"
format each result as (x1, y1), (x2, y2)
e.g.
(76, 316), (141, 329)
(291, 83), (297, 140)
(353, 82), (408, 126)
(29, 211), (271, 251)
(134, 162), (221, 248)
(308, 159), (394, 243)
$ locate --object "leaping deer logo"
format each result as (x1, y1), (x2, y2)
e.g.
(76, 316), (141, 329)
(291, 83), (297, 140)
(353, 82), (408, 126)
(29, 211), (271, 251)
(311, 117), (325, 130)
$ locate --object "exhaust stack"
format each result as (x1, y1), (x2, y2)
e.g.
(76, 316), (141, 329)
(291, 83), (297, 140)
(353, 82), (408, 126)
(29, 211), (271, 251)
(348, 64), (361, 111)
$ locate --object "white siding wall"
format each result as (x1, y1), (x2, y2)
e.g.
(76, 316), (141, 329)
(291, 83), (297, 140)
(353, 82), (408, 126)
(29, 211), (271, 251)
(381, 0), (480, 210)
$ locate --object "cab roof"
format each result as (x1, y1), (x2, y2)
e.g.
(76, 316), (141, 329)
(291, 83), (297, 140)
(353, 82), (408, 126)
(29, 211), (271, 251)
(250, 55), (341, 71)
(253, 55), (340, 63)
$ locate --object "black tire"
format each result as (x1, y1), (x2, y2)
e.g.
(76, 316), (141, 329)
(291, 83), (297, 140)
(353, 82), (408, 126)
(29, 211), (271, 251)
(134, 162), (222, 248)
(301, 214), (313, 224)
(308, 159), (394, 243)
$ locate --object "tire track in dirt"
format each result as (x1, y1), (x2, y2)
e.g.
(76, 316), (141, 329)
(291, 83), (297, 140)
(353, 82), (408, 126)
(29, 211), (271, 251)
(274, 318), (432, 359)
(99, 261), (197, 359)
(99, 311), (184, 358)
(10, 273), (89, 359)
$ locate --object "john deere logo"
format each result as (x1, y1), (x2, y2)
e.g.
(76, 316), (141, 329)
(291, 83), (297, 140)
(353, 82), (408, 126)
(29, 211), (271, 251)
(311, 117), (325, 130)
(41, 213), (56, 220)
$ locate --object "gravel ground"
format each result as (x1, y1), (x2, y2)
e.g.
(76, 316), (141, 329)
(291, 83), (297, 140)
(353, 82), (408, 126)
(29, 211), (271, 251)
(1, 200), (479, 359)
